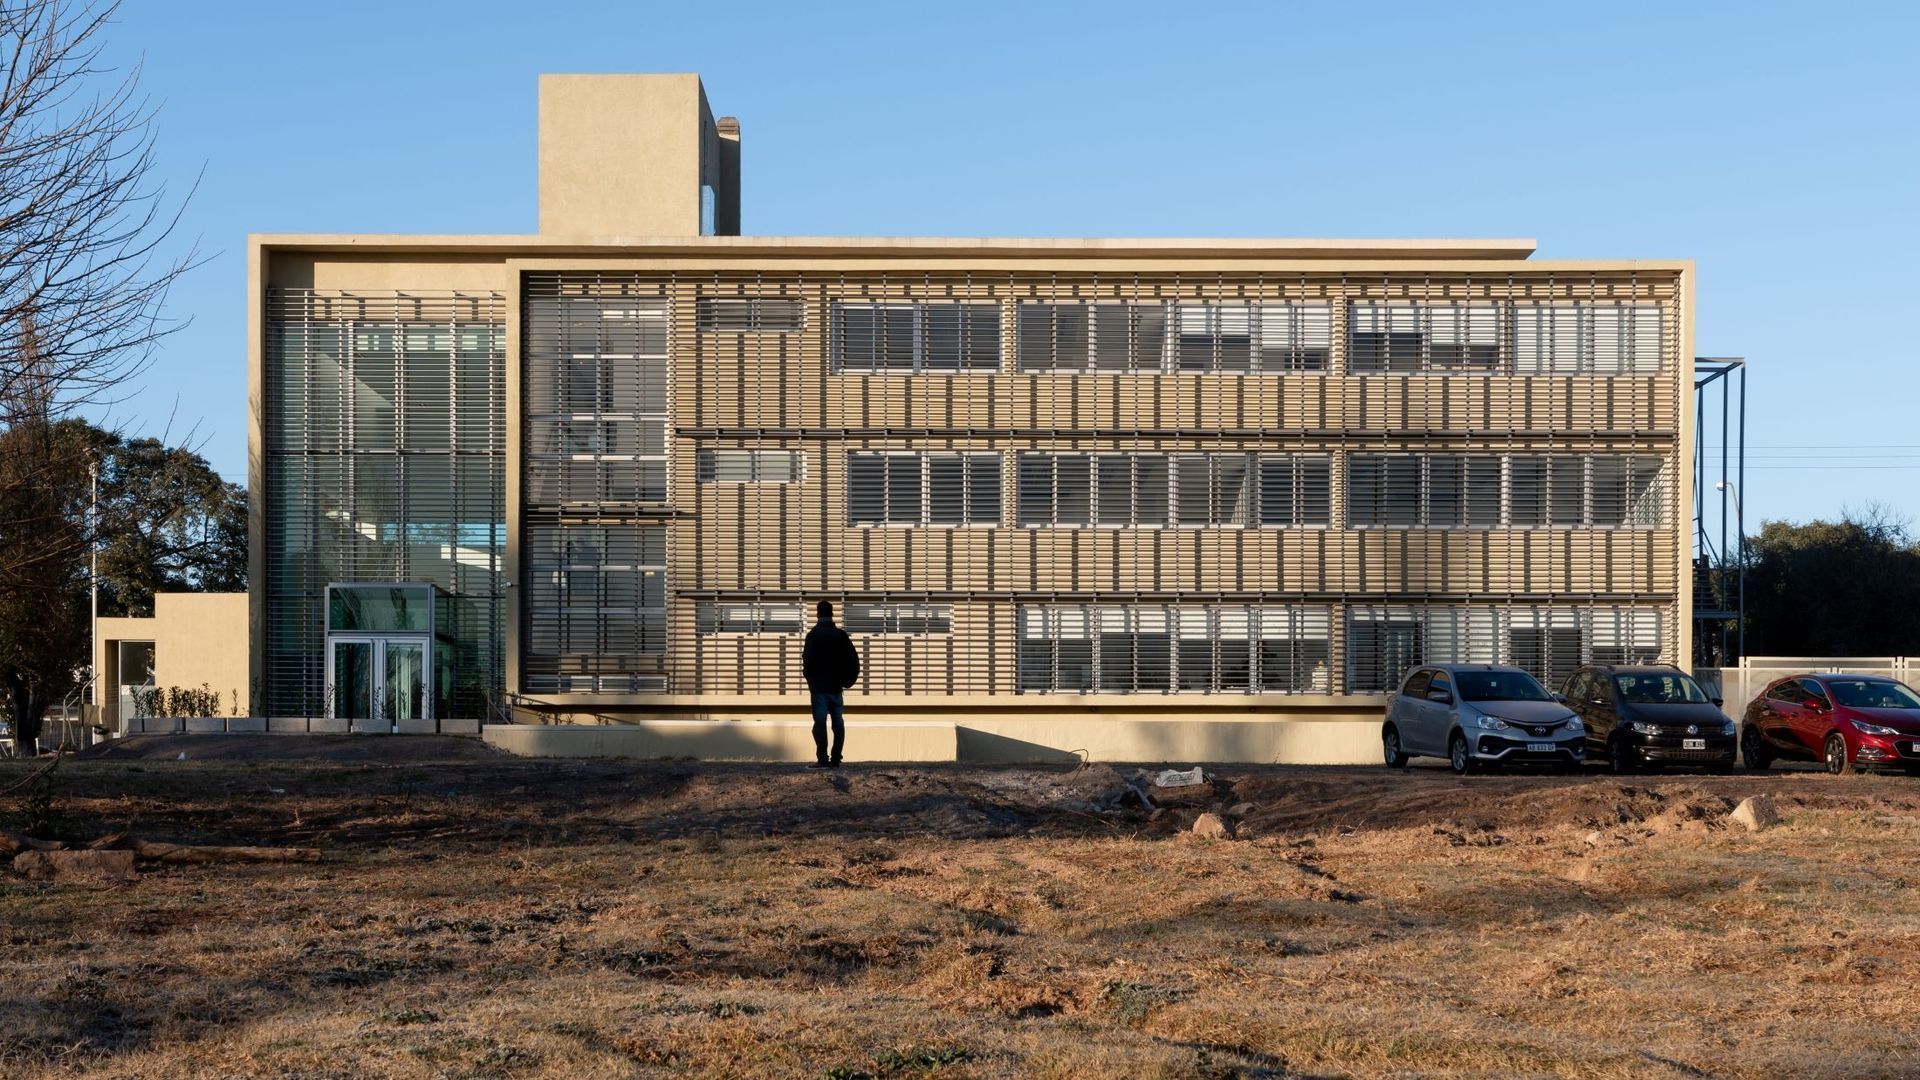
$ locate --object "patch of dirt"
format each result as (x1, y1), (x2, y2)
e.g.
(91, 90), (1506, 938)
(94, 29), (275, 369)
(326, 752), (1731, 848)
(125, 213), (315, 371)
(8, 750), (1920, 1077)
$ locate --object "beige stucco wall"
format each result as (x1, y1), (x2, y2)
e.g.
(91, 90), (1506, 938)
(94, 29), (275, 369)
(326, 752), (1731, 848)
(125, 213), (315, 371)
(94, 593), (251, 726)
(539, 74), (711, 237)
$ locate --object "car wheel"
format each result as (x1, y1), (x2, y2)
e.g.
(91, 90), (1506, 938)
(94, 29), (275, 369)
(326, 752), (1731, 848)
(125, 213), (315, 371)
(1741, 726), (1774, 771)
(1383, 725), (1409, 769)
(1825, 732), (1855, 776)
(1449, 732), (1474, 776)
(1608, 735), (1637, 776)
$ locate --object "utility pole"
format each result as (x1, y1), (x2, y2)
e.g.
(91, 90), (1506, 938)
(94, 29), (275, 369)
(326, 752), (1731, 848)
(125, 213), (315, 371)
(89, 454), (99, 741)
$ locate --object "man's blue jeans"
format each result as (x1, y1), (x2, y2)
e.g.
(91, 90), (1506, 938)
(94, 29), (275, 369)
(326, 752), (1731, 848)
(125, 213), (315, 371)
(810, 691), (845, 764)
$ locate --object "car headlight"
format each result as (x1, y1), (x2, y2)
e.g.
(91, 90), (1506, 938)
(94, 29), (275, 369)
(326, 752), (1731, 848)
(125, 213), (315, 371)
(1565, 717), (1585, 734)
(1721, 720), (1738, 737)
(1474, 715), (1510, 730)
(1850, 719), (1900, 736)
(1629, 720), (1661, 736)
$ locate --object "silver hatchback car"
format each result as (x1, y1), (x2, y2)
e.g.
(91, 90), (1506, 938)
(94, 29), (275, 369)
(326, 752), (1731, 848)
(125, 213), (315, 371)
(1382, 664), (1585, 774)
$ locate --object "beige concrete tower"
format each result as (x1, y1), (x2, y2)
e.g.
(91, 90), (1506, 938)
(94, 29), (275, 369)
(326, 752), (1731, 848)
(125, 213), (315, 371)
(538, 73), (738, 237)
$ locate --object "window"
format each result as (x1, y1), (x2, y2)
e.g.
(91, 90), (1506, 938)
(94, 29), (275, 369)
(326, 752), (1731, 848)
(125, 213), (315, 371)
(1346, 456), (1420, 526)
(1257, 456), (1333, 526)
(1177, 305), (1254, 372)
(1349, 304), (1500, 374)
(1094, 454), (1172, 526)
(1347, 454), (1664, 528)
(848, 452), (1000, 526)
(1348, 611), (1425, 693)
(695, 602), (804, 634)
(1401, 669), (1433, 698)
(1022, 453), (1329, 528)
(1256, 607), (1333, 692)
(1174, 454), (1251, 525)
(522, 521), (669, 692)
(1021, 605), (1328, 694)
(1016, 302), (1167, 372)
(1015, 302), (1329, 373)
(524, 296), (670, 508)
(1507, 609), (1585, 688)
(1428, 670), (1454, 702)
(833, 302), (1000, 372)
(1515, 303), (1664, 375)
(696, 297), (804, 333)
(844, 603), (952, 635)
(1259, 304), (1333, 371)
(1351, 606), (1662, 694)
(697, 449), (805, 483)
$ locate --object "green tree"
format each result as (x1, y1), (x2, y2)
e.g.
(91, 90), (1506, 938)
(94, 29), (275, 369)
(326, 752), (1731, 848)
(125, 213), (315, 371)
(0, 419), (243, 749)
(95, 433), (246, 617)
(1742, 508), (1920, 657)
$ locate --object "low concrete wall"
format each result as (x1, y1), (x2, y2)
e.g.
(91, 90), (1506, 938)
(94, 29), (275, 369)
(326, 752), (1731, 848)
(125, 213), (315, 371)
(955, 719), (1380, 765)
(484, 720), (958, 762)
(483, 717), (1381, 764)
(125, 716), (267, 735)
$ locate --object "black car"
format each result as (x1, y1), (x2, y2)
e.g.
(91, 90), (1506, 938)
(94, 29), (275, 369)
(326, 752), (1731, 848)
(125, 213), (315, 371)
(1561, 664), (1737, 773)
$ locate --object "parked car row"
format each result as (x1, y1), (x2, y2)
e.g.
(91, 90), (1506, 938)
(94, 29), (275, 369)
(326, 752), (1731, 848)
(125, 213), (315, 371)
(1381, 663), (1920, 776)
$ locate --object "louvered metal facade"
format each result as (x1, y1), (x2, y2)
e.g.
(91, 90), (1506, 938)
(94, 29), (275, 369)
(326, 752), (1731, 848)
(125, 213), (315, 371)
(533, 269), (1685, 703)
(260, 290), (507, 722)
(255, 258), (1690, 730)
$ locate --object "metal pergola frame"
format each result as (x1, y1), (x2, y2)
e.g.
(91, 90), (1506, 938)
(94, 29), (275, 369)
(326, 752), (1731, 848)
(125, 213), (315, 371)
(1694, 357), (1747, 664)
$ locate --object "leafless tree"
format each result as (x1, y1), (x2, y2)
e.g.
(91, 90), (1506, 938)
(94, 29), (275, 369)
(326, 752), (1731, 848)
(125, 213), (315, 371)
(1, 0), (195, 424)
(0, 0), (197, 750)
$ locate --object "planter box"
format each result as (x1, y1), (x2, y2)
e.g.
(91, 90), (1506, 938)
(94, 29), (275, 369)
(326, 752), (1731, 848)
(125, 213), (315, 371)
(439, 717), (481, 735)
(224, 717), (266, 733)
(348, 719), (391, 735)
(182, 718), (226, 734)
(307, 717), (349, 734)
(267, 717), (310, 733)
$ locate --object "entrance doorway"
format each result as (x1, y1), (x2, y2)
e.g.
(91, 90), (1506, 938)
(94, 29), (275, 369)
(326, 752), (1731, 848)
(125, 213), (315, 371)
(326, 636), (430, 729)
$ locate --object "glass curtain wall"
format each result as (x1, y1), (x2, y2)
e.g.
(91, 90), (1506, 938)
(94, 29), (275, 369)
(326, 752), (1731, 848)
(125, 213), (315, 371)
(263, 290), (507, 719)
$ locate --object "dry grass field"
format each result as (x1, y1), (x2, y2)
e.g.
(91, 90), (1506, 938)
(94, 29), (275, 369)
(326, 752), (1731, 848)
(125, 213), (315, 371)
(5, 736), (1920, 1078)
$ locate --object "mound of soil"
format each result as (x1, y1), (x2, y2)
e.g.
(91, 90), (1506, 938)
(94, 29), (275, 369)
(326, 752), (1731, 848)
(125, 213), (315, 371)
(76, 734), (507, 763)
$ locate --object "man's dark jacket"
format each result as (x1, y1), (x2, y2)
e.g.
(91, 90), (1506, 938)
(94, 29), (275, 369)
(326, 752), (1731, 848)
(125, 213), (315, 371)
(803, 623), (860, 693)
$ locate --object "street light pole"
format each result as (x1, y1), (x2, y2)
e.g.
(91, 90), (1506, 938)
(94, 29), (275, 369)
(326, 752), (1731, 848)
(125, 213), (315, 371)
(89, 455), (99, 741)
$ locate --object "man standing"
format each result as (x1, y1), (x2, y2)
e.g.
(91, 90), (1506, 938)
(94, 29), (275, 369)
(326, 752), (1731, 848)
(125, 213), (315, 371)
(802, 600), (860, 768)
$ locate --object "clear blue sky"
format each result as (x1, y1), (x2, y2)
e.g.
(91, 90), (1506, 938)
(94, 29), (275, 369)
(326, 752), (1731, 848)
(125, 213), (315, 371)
(103, 0), (1919, 539)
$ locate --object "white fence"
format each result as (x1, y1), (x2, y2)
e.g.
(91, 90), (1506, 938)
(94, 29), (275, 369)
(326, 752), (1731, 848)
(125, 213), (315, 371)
(1694, 658), (1915, 718)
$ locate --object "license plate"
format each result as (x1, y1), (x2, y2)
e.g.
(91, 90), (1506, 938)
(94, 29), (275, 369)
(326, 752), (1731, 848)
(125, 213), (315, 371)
(1683, 738), (1706, 750)
(1528, 743), (1554, 753)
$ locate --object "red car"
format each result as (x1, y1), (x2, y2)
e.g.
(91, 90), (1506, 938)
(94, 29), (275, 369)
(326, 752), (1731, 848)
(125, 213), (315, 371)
(1742, 674), (1920, 775)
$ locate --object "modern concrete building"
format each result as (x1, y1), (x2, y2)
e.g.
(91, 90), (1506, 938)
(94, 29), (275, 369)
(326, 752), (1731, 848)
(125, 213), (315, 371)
(250, 73), (1693, 761)
(94, 592), (252, 734)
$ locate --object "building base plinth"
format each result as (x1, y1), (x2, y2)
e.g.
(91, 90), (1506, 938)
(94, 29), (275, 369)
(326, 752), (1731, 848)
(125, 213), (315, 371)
(482, 718), (1380, 764)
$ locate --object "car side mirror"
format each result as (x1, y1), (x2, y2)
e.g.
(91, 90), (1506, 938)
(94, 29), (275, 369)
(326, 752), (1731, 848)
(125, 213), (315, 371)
(1427, 689), (1452, 704)
(1809, 699), (1829, 712)
(1551, 692), (1567, 704)
(1711, 697), (1724, 707)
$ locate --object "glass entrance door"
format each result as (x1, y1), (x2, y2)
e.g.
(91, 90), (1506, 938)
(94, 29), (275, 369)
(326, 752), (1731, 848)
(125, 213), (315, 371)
(384, 641), (426, 726)
(326, 637), (431, 729)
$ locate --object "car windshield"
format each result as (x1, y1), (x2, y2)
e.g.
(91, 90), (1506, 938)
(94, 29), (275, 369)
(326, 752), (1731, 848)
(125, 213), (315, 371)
(1615, 672), (1709, 704)
(1826, 679), (1920, 709)
(1455, 671), (1553, 702)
